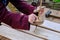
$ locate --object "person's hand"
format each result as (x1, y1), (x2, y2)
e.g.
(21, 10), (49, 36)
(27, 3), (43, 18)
(33, 6), (45, 25)
(28, 14), (38, 24)
(34, 6), (45, 13)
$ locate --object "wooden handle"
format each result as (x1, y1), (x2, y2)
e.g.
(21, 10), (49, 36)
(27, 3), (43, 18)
(35, 0), (43, 23)
(38, 0), (42, 18)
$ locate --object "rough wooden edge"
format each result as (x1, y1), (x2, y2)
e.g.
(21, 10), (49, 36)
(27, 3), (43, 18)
(18, 30), (48, 40)
(32, 24), (60, 33)
(0, 35), (11, 40)
(49, 15), (60, 19)
(40, 25), (60, 33)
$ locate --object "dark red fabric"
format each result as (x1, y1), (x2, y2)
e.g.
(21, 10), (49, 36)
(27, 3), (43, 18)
(0, 0), (35, 30)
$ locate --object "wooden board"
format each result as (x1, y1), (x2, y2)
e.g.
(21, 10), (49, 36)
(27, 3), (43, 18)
(32, 26), (60, 40)
(41, 20), (60, 33)
(0, 35), (11, 40)
(0, 23), (60, 40)
(34, 20), (60, 33)
(45, 8), (60, 18)
(31, 20), (60, 33)
(0, 23), (46, 40)
(18, 25), (60, 40)
(46, 16), (60, 23)
(44, 8), (60, 23)
(50, 9), (60, 18)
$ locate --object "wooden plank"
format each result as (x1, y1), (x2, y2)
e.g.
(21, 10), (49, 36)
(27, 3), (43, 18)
(32, 27), (60, 40)
(0, 24), (47, 40)
(18, 30), (48, 40)
(0, 35), (11, 40)
(45, 8), (60, 18)
(41, 20), (60, 32)
(32, 20), (60, 33)
(46, 16), (60, 23)
(50, 9), (60, 18)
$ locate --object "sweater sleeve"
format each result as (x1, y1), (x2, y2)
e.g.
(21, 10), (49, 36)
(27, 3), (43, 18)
(0, 2), (30, 30)
(9, 0), (35, 15)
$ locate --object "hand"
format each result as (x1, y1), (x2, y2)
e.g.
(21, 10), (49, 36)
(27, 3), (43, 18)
(33, 6), (45, 25)
(28, 14), (38, 24)
(34, 6), (45, 13)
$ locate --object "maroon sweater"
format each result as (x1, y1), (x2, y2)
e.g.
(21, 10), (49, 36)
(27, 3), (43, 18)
(0, 0), (35, 30)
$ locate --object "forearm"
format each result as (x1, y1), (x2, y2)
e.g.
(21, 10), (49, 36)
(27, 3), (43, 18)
(9, 0), (35, 15)
(0, 3), (30, 30)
